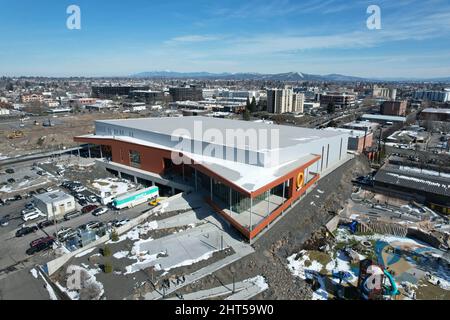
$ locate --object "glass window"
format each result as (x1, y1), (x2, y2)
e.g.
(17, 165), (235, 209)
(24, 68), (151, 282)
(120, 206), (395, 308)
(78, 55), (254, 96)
(129, 150), (141, 168)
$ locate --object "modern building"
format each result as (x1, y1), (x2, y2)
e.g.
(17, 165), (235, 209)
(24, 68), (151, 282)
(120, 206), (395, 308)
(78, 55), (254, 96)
(267, 88), (294, 114)
(75, 116), (350, 241)
(292, 93), (305, 113)
(130, 90), (165, 104)
(380, 100), (407, 116)
(169, 86), (203, 102)
(33, 190), (76, 220)
(325, 128), (373, 152)
(320, 93), (356, 108)
(372, 86), (397, 100)
(92, 85), (150, 98)
(420, 108), (450, 122)
(413, 89), (450, 102)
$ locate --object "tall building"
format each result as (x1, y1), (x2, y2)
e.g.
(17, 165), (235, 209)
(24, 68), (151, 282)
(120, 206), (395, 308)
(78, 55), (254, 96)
(292, 93), (305, 113)
(169, 86), (203, 102)
(372, 86), (397, 100)
(380, 100), (407, 116)
(413, 89), (450, 102)
(267, 88), (294, 114)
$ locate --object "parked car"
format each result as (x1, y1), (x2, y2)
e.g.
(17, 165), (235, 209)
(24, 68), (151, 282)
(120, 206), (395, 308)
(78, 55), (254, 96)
(85, 221), (102, 230)
(75, 194), (86, 201)
(82, 205), (98, 214)
(38, 220), (54, 229)
(30, 236), (54, 248)
(0, 215), (11, 227)
(26, 239), (54, 255)
(7, 178), (16, 184)
(87, 195), (98, 203)
(14, 195), (22, 201)
(64, 211), (82, 221)
(73, 186), (86, 192)
(78, 199), (88, 206)
(25, 202), (35, 210)
(27, 190), (37, 197)
(110, 219), (130, 228)
(16, 226), (39, 237)
(54, 227), (73, 241)
(22, 210), (45, 222)
(63, 230), (79, 241)
(36, 188), (47, 194)
(92, 207), (108, 216)
(22, 207), (38, 215)
(5, 168), (15, 174)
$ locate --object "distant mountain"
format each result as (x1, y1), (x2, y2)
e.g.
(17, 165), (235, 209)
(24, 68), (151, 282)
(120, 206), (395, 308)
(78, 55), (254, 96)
(131, 71), (368, 82)
(131, 71), (450, 83)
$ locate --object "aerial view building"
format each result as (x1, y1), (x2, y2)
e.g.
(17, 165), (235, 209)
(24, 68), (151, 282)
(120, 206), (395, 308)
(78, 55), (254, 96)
(75, 116), (350, 241)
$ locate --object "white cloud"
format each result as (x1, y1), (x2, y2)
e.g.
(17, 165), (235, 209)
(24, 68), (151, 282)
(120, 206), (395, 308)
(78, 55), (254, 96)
(167, 35), (221, 43)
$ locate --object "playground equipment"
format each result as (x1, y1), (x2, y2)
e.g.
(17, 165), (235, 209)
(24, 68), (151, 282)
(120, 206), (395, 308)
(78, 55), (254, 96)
(341, 220), (358, 234)
(358, 259), (399, 300)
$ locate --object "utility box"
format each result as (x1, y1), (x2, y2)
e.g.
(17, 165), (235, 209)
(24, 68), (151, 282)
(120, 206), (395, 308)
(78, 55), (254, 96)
(33, 190), (76, 221)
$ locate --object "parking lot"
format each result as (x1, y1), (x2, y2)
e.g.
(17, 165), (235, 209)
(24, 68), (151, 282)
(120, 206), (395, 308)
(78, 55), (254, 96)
(0, 155), (156, 273)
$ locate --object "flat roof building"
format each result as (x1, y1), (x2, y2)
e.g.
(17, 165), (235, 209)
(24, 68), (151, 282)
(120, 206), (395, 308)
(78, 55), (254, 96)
(361, 114), (406, 124)
(325, 127), (373, 153)
(420, 108), (450, 122)
(33, 190), (76, 220)
(75, 116), (350, 241)
(381, 100), (407, 116)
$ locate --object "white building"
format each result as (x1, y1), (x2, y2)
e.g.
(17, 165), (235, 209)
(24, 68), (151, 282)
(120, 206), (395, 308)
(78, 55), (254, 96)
(33, 191), (76, 220)
(413, 89), (450, 102)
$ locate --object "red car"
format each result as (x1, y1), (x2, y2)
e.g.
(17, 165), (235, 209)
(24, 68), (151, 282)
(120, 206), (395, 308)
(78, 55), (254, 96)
(30, 236), (55, 248)
(82, 204), (98, 214)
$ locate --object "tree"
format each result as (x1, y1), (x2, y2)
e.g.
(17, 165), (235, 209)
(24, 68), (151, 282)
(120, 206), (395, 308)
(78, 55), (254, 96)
(245, 97), (251, 110)
(242, 108), (250, 121)
(327, 102), (336, 114)
(249, 96), (257, 113)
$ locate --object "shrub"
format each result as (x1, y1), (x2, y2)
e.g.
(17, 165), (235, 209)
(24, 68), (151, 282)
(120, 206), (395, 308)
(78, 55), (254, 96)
(102, 245), (111, 257)
(111, 230), (119, 242)
(103, 262), (113, 274)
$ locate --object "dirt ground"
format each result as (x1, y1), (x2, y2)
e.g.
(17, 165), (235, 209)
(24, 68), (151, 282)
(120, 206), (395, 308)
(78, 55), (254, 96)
(0, 112), (142, 158)
(176, 155), (371, 300)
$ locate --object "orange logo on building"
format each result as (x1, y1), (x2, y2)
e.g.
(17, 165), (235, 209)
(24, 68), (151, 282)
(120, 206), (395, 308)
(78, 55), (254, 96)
(296, 171), (304, 191)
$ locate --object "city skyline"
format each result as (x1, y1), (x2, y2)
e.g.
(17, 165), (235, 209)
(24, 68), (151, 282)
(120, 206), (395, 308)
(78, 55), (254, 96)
(1, 0), (450, 78)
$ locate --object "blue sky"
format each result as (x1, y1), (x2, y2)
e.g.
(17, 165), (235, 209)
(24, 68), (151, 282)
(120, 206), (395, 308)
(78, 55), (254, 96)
(1, 0), (450, 78)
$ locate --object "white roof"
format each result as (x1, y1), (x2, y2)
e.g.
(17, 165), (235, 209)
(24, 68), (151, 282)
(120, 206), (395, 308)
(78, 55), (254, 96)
(422, 108), (450, 114)
(96, 116), (345, 150)
(34, 190), (73, 203)
(77, 134), (318, 193)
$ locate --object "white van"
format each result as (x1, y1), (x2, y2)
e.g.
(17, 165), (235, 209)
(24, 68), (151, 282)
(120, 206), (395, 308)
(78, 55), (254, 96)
(22, 210), (45, 222)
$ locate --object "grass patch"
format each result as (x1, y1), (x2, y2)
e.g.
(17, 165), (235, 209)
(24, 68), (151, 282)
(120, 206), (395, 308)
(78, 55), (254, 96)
(308, 251), (332, 266)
